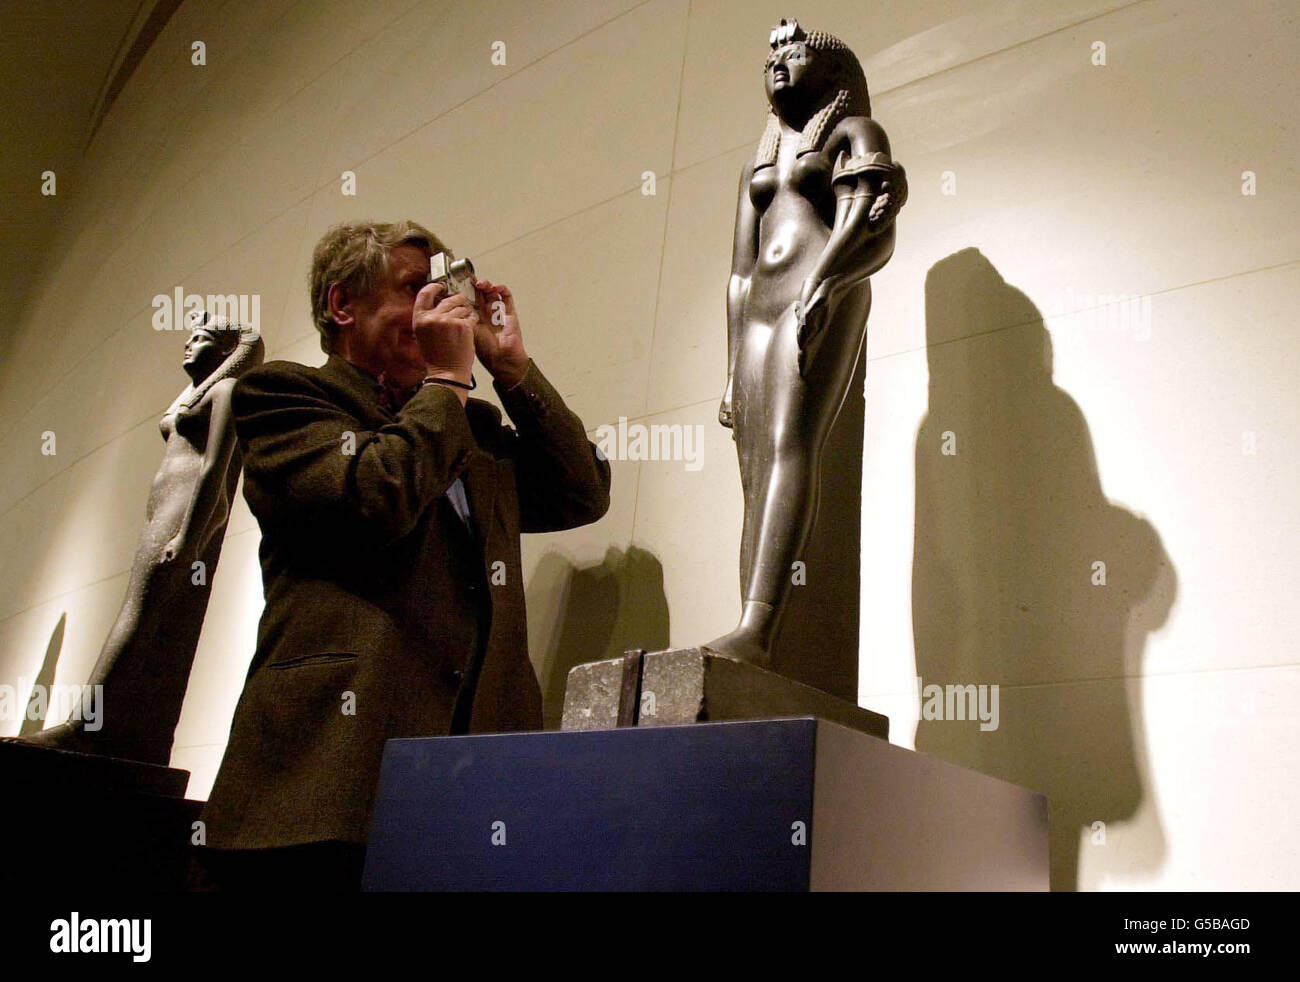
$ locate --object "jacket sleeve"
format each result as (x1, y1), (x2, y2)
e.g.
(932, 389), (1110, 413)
(493, 360), (612, 533)
(233, 361), (478, 548)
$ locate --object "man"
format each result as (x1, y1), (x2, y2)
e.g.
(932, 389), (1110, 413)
(195, 220), (610, 890)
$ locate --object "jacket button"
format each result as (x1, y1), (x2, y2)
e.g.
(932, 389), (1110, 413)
(442, 667), (464, 686)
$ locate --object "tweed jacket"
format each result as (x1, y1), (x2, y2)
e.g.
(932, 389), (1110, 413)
(200, 354), (610, 850)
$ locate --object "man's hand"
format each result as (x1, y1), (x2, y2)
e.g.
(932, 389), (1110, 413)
(413, 282), (477, 404)
(472, 279), (529, 389)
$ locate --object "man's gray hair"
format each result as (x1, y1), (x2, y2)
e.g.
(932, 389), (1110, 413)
(309, 220), (448, 353)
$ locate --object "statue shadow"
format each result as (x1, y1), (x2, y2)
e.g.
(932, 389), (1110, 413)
(527, 546), (670, 729)
(17, 612), (66, 736)
(911, 248), (1176, 890)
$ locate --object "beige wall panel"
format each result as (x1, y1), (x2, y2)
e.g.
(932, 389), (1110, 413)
(0, 330), (120, 517)
(298, 0), (687, 268)
(322, 0), (646, 180)
(624, 398), (742, 650)
(644, 146), (750, 417)
(172, 526), (266, 764)
(128, 74), (341, 301)
(673, 0), (1135, 171)
(3, 420), (160, 624)
(0, 468), (74, 627)
(472, 187), (669, 426)
(866, 0), (1299, 360)
(894, 665), (1300, 890)
(0, 227), (140, 430)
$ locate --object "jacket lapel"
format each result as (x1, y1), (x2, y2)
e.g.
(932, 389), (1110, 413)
(460, 450), (498, 554)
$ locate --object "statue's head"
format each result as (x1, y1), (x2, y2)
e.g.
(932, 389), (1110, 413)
(169, 310), (264, 417)
(182, 311), (242, 382)
(756, 20), (871, 169)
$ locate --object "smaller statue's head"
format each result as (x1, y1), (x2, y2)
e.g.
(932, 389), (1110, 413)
(181, 311), (242, 383)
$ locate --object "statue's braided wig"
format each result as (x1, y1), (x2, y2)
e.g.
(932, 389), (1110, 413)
(755, 29), (871, 168)
(167, 313), (265, 417)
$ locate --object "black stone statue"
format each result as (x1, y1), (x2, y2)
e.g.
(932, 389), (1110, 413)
(12, 313), (263, 763)
(705, 20), (907, 667)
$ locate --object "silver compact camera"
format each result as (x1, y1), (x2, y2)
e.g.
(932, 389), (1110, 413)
(429, 252), (478, 308)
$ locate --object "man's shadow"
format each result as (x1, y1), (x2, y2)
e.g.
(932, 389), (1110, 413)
(526, 546), (670, 729)
(912, 248), (1176, 890)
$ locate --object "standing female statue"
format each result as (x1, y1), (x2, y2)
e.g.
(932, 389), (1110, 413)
(16, 313), (263, 763)
(705, 20), (907, 667)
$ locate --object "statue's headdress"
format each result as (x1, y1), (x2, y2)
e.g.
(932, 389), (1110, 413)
(167, 310), (264, 416)
(755, 19), (871, 169)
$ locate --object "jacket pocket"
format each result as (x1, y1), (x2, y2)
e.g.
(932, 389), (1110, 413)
(266, 651), (360, 670)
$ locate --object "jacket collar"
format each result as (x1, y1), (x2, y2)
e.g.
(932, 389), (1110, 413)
(319, 355), (390, 420)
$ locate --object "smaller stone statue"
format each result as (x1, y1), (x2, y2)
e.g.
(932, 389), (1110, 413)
(11, 313), (263, 764)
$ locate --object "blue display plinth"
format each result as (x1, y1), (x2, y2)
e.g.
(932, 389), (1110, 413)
(361, 717), (1049, 891)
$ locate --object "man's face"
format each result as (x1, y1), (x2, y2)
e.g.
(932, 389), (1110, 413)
(340, 243), (430, 385)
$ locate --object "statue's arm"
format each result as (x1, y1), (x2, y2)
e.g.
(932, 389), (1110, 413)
(165, 380), (240, 560)
(799, 117), (906, 327)
(721, 161), (760, 427)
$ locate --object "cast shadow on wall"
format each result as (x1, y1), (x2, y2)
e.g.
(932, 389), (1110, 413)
(911, 248), (1177, 891)
(526, 547), (670, 729)
(16, 613), (67, 737)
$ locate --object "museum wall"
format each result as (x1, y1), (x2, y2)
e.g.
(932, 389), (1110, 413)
(1, 0), (1295, 890)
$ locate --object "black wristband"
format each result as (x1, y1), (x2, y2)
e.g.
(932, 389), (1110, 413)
(423, 375), (477, 391)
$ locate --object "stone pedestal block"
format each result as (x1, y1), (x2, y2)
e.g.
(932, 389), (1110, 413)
(561, 647), (889, 740)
